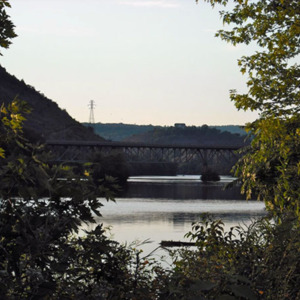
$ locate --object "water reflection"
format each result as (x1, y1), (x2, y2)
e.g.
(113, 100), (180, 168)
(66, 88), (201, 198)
(85, 176), (266, 255)
(124, 175), (248, 200)
(124, 182), (246, 200)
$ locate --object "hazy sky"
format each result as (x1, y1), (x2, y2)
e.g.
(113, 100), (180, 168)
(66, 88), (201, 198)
(1, 0), (259, 125)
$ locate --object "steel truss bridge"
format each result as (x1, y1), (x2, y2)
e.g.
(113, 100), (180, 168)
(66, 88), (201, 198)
(46, 140), (243, 167)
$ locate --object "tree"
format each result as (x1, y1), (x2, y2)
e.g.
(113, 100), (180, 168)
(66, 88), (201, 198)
(196, 0), (300, 219)
(198, 0), (299, 117)
(0, 0), (17, 55)
(0, 4), (162, 297)
(0, 99), (98, 296)
(155, 2), (300, 298)
(159, 214), (300, 299)
(0, 99), (164, 299)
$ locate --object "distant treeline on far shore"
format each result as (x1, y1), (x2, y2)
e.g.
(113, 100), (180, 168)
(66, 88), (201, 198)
(82, 122), (247, 142)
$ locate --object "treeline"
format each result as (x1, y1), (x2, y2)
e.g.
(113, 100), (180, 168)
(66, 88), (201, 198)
(124, 124), (247, 146)
(83, 122), (246, 143)
(82, 122), (160, 141)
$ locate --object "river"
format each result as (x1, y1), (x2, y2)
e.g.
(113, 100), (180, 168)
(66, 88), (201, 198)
(83, 175), (266, 257)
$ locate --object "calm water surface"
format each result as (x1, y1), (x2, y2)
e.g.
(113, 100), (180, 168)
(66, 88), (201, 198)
(85, 176), (266, 256)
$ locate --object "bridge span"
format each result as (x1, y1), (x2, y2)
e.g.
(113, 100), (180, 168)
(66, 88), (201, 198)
(46, 140), (243, 167)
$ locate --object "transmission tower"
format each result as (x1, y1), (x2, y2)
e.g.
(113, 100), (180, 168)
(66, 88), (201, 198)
(88, 100), (95, 124)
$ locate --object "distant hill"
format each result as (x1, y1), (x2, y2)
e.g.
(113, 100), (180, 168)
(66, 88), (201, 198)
(0, 65), (103, 141)
(124, 125), (247, 146)
(83, 123), (162, 141)
(83, 123), (246, 142)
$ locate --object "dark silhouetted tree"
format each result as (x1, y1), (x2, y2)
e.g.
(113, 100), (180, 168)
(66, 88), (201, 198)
(0, 0), (17, 55)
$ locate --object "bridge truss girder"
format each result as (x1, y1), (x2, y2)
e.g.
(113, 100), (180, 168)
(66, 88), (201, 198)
(47, 144), (240, 168)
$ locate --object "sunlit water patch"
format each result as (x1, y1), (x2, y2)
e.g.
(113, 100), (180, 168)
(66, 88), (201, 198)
(82, 176), (266, 257)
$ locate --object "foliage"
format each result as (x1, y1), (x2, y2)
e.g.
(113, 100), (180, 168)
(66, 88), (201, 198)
(197, 0), (299, 115)
(234, 116), (300, 218)
(0, 98), (30, 157)
(0, 0), (17, 55)
(196, 0), (300, 219)
(197, 0), (300, 117)
(159, 214), (300, 300)
(156, 2), (300, 299)
(0, 99), (165, 299)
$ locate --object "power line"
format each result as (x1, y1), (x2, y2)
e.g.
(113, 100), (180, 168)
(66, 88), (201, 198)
(88, 100), (95, 123)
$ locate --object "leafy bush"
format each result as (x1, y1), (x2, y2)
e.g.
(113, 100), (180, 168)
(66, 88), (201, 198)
(0, 99), (163, 299)
(159, 214), (300, 300)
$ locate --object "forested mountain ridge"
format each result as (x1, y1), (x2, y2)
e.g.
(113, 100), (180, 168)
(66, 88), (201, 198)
(84, 122), (246, 143)
(0, 65), (103, 141)
(82, 122), (161, 141)
(123, 125), (247, 146)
